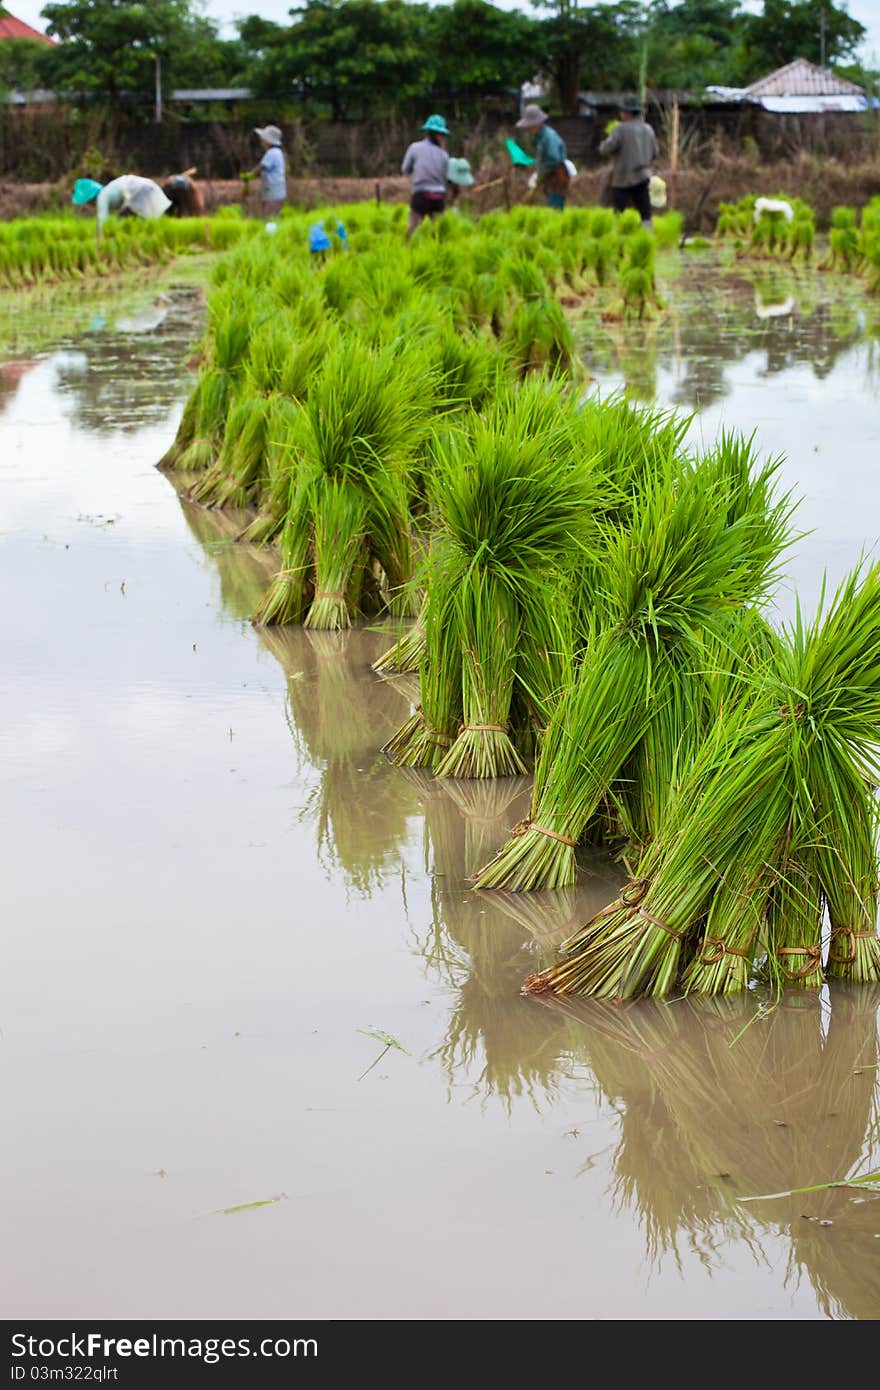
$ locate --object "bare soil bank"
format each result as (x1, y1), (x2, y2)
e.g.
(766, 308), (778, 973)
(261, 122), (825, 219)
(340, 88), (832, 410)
(3, 153), (880, 229)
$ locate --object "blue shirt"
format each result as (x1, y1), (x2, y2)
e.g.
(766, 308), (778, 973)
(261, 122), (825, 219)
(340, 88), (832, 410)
(534, 125), (567, 178)
(259, 146), (287, 202)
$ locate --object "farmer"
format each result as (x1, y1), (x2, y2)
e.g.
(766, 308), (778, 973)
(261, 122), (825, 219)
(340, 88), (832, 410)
(71, 175), (171, 236)
(401, 115), (450, 236)
(514, 104), (569, 211)
(599, 95), (659, 227)
(250, 125), (287, 218)
(162, 168), (205, 218)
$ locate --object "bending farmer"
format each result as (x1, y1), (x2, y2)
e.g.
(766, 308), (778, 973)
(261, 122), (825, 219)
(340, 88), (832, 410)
(72, 175), (171, 235)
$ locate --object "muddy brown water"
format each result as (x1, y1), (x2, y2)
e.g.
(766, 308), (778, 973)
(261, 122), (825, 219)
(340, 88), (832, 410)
(1, 265), (879, 1320)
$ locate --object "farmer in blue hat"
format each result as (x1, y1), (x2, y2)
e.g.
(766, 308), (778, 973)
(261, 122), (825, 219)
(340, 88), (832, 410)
(401, 114), (450, 236)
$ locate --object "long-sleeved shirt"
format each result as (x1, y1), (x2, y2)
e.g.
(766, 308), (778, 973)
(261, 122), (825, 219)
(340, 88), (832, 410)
(259, 146), (287, 202)
(95, 175), (171, 232)
(534, 124), (567, 178)
(599, 119), (659, 188)
(401, 138), (450, 194)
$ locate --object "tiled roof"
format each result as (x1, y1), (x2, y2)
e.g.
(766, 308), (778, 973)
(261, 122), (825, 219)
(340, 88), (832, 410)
(746, 58), (864, 98)
(0, 11), (55, 43)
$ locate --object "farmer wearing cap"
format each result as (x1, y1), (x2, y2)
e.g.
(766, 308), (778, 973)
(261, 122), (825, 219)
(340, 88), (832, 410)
(250, 125), (287, 219)
(401, 115), (450, 236)
(515, 105), (569, 211)
(599, 96), (659, 227)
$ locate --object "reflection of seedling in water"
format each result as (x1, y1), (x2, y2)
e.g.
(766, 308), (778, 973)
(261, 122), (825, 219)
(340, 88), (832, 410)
(356, 1028), (409, 1081)
(741, 1170), (880, 1203)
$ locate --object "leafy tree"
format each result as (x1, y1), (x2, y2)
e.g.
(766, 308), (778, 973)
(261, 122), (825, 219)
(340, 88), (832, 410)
(428, 0), (538, 100)
(0, 36), (53, 94)
(39, 0), (231, 99)
(244, 0), (433, 118)
(640, 0), (744, 88)
(738, 0), (866, 77)
(535, 1), (642, 115)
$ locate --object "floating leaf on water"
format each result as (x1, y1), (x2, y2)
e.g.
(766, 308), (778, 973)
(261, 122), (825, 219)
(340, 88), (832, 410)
(356, 1028), (409, 1054)
(219, 1193), (287, 1215)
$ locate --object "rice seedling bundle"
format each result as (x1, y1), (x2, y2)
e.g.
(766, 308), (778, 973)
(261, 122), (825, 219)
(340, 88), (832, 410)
(383, 377), (598, 781)
(525, 562), (880, 999)
(253, 338), (431, 629)
(475, 434), (793, 892)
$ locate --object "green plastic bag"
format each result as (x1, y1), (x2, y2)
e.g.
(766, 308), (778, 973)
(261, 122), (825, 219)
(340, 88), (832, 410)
(72, 178), (103, 205)
(505, 138), (535, 168)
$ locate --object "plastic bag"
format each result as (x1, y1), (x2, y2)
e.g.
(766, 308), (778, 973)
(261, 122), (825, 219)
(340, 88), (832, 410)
(649, 175), (667, 209)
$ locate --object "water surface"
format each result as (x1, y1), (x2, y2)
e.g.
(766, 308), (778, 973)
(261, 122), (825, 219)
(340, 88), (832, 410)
(1, 269), (879, 1320)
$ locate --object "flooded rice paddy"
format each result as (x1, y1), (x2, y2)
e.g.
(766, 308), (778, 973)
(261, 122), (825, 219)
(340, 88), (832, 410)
(1, 258), (879, 1320)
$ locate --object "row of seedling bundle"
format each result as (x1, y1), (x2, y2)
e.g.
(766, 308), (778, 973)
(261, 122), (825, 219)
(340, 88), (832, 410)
(378, 386), (880, 998)
(160, 202), (673, 633)
(716, 191), (880, 292)
(716, 193), (815, 260)
(161, 202), (880, 999)
(825, 197), (880, 289)
(0, 208), (253, 290)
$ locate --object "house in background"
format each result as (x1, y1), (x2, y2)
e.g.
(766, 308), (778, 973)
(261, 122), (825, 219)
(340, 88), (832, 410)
(708, 57), (874, 114)
(0, 7), (55, 46)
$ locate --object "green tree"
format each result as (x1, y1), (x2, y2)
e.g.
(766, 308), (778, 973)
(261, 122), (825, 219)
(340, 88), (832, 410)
(739, 0), (865, 76)
(428, 0), (538, 101)
(40, 0), (230, 99)
(244, 0), (433, 118)
(535, 2), (642, 114)
(641, 0), (744, 88)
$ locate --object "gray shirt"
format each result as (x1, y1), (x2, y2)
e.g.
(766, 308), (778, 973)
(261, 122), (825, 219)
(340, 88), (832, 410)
(599, 119), (659, 188)
(401, 138), (449, 194)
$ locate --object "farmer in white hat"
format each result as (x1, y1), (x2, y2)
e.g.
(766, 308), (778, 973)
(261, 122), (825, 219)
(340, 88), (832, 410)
(401, 114), (451, 236)
(515, 104), (569, 210)
(250, 124), (287, 218)
(599, 96), (659, 227)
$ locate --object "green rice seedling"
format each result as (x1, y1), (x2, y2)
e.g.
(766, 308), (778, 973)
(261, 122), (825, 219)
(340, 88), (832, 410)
(827, 206), (861, 272)
(173, 368), (231, 473)
(439, 570), (528, 778)
(238, 394), (303, 544)
(476, 435), (793, 891)
(427, 380), (598, 778)
(615, 208), (643, 242)
(787, 208), (814, 262)
(372, 604), (427, 675)
(763, 849), (825, 990)
(253, 339), (430, 628)
(190, 392), (270, 509)
(252, 476), (314, 625)
(652, 211), (682, 248)
(304, 478), (368, 630)
(157, 375), (201, 472)
(383, 572), (463, 767)
(530, 562), (880, 999)
(501, 298), (576, 377)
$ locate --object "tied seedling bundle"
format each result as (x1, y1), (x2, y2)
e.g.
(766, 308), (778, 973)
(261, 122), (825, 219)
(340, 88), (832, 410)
(525, 563), (880, 999)
(157, 285), (256, 474)
(474, 434), (793, 892)
(252, 339), (431, 629)
(383, 378), (596, 780)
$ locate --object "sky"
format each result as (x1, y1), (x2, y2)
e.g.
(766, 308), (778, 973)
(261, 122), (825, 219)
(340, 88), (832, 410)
(9, 0), (880, 64)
